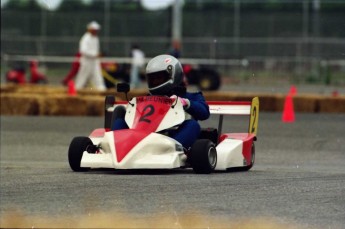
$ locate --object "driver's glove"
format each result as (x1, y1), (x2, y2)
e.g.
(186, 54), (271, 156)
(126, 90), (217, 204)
(170, 95), (190, 110)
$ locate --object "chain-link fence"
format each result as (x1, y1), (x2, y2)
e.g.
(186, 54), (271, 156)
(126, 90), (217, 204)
(1, 0), (345, 85)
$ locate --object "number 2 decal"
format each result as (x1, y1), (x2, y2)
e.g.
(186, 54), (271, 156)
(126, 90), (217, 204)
(139, 105), (155, 123)
(249, 97), (259, 135)
(251, 106), (257, 133)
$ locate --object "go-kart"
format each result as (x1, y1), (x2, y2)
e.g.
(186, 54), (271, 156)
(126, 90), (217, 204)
(68, 83), (259, 174)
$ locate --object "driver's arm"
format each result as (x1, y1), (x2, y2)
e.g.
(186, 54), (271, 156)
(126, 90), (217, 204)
(184, 92), (210, 121)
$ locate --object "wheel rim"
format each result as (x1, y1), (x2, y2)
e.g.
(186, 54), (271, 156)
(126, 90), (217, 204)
(208, 147), (217, 168)
(200, 78), (211, 89)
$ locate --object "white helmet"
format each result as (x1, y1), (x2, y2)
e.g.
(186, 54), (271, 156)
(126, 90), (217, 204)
(146, 54), (184, 95)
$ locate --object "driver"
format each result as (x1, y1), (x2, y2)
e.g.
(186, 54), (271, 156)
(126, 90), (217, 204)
(112, 54), (210, 150)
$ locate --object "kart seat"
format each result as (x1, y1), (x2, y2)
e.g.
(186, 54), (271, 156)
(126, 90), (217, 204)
(199, 128), (218, 144)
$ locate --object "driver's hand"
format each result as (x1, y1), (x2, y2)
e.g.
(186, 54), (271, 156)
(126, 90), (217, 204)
(170, 95), (190, 109)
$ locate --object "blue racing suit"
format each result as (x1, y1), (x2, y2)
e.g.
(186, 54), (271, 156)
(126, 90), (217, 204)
(169, 91), (210, 149)
(111, 91), (210, 149)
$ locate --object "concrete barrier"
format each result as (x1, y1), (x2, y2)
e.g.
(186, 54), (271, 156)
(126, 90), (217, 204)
(1, 84), (344, 116)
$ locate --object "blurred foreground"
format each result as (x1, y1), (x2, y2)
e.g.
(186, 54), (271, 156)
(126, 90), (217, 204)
(1, 210), (299, 229)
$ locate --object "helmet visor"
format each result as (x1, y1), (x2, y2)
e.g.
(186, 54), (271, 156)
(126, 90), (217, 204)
(147, 70), (171, 88)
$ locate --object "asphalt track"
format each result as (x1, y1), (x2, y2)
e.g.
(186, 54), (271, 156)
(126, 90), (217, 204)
(1, 113), (345, 228)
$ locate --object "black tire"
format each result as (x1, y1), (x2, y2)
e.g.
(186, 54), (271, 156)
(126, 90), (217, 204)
(68, 137), (93, 172)
(185, 69), (200, 85)
(110, 105), (126, 130)
(197, 69), (221, 91)
(189, 139), (217, 174)
(104, 95), (115, 129)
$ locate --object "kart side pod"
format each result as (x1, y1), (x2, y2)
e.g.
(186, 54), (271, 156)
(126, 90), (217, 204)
(207, 97), (259, 171)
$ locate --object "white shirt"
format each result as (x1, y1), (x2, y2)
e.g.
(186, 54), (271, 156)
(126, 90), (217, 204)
(131, 49), (145, 67)
(79, 32), (99, 58)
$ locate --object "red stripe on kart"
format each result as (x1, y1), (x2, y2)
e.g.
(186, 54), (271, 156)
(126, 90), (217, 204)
(113, 130), (150, 163)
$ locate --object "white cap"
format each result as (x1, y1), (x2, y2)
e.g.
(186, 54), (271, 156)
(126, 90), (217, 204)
(87, 21), (101, 30)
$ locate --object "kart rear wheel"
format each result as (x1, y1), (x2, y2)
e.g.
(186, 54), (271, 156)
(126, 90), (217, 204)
(68, 137), (92, 172)
(190, 139), (217, 174)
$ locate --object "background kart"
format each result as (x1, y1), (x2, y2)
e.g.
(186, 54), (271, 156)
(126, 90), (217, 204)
(103, 63), (221, 91)
(68, 84), (259, 174)
(60, 53), (221, 91)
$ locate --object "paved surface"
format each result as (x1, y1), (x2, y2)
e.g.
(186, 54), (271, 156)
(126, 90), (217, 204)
(1, 114), (345, 228)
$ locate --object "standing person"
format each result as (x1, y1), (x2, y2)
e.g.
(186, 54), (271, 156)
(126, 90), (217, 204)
(74, 21), (106, 91)
(169, 40), (181, 59)
(61, 52), (81, 86)
(130, 44), (145, 88)
(112, 54), (210, 150)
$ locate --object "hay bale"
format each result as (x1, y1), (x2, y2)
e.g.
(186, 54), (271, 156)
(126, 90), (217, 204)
(254, 94), (280, 112)
(38, 95), (88, 116)
(293, 95), (320, 112)
(77, 88), (104, 96)
(275, 94), (320, 113)
(0, 93), (40, 115)
(318, 96), (345, 113)
(2, 83), (345, 115)
(0, 84), (19, 94)
(15, 84), (66, 95)
(84, 96), (104, 116)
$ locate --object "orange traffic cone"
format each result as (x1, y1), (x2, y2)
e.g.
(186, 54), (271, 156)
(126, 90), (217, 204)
(282, 94), (295, 122)
(289, 85), (297, 96)
(67, 80), (77, 96)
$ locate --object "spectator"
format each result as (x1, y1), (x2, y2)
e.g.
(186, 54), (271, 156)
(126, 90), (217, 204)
(74, 21), (106, 91)
(29, 60), (48, 84)
(130, 44), (145, 88)
(61, 52), (81, 86)
(169, 40), (181, 59)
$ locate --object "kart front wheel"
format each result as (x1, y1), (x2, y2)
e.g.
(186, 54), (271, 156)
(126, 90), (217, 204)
(190, 139), (217, 174)
(68, 137), (92, 172)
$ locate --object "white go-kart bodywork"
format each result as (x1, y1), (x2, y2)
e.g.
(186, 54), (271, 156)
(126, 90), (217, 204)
(82, 97), (187, 170)
(68, 93), (259, 174)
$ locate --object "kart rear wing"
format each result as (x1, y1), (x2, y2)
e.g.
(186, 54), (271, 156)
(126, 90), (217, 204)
(207, 97), (259, 136)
